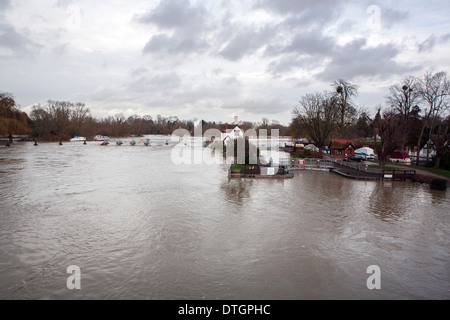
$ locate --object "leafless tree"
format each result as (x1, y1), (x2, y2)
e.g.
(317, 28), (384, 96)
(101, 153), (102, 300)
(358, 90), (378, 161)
(332, 79), (358, 137)
(433, 117), (449, 169)
(386, 76), (421, 150)
(71, 103), (90, 125)
(371, 109), (406, 168)
(292, 91), (338, 149)
(416, 71), (450, 163)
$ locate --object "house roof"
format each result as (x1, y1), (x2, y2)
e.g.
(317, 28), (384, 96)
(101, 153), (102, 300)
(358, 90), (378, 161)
(429, 134), (450, 147)
(390, 151), (410, 159)
(329, 139), (355, 149)
(220, 124), (241, 133)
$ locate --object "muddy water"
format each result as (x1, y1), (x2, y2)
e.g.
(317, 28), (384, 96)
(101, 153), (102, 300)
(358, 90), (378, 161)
(0, 142), (448, 299)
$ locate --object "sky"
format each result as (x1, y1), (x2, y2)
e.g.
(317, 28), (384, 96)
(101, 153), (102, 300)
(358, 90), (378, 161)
(1, 0), (450, 125)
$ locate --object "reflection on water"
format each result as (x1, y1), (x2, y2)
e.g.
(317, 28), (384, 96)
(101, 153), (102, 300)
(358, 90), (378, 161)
(0, 142), (449, 300)
(221, 179), (253, 205)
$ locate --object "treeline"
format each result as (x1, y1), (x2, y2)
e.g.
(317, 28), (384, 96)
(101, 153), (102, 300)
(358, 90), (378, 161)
(291, 72), (450, 168)
(0, 93), (31, 138)
(0, 95), (290, 141)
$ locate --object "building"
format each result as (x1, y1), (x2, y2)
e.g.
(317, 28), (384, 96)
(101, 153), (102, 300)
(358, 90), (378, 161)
(329, 139), (356, 159)
(221, 125), (244, 142)
(389, 151), (411, 164)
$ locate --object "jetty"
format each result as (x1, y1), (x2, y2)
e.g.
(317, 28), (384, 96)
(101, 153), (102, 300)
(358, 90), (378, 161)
(281, 158), (419, 182)
(228, 164), (294, 179)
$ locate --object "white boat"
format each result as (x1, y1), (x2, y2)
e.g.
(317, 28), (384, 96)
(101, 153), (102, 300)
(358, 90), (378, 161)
(355, 147), (376, 160)
(70, 136), (87, 142)
(94, 134), (110, 141)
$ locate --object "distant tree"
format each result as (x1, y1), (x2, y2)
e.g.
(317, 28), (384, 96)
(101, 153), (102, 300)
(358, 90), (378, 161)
(386, 76), (421, 149)
(354, 110), (372, 138)
(416, 71), (450, 163)
(292, 91), (338, 149)
(0, 93), (30, 138)
(289, 116), (306, 139)
(261, 118), (269, 129)
(332, 79), (358, 138)
(238, 121), (255, 132)
(371, 109), (406, 168)
(71, 103), (90, 125)
(433, 117), (450, 169)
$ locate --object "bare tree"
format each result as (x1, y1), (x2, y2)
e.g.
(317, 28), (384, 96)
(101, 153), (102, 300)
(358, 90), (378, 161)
(371, 109), (406, 168)
(433, 117), (450, 169)
(332, 79), (358, 137)
(71, 103), (90, 125)
(386, 76), (421, 149)
(416, 71), (450, 164)
(0, 93), (30, 138)
(292, 91), (338, 149)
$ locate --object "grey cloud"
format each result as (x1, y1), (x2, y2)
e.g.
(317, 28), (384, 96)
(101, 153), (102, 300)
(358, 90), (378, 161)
(54, 0), (74, 8)
(0, 22), (40, 56)
(255, 0), (344, 32)
(280, 6), (341, 30)
(280, 30), (335, 56)
(254, 0), (337, 16)
(418, 35), (437, 53)
(137, 0), (207, 32)
(219, 25), (278, 61)
(143, 33), (209, 55)
(131, 67), (149, 77)
(380, 7), (409, 29)
(317, 39), (419, 81)
(139, 0), (210, 56)
(222, 97), (291, 115)
(52, 43), (69, 56)
(418, 33), (450, 52)
(362, 1), (409, 29)
(441, 33), (450, 43)
(128, 73), (182, 93)
(0, 0), (10, 10)
(268, 54), (324, 76)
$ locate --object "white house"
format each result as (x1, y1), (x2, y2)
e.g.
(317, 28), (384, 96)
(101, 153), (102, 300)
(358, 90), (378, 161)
(221, 125), (244, 142)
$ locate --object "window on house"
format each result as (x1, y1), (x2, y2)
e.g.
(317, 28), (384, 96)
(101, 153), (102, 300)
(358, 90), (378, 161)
(348, 148), (352, 154)
(337, 150), (342, 155)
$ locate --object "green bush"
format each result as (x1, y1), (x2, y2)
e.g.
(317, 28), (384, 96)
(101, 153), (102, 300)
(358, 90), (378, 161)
(440, 151), (450, 170)
(425, 157), (435, 168)
(302, 149), (312, 157)
(430, 179), (447, 190)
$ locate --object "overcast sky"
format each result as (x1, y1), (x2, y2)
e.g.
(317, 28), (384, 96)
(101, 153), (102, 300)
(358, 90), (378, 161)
(1, 0), (450, 124)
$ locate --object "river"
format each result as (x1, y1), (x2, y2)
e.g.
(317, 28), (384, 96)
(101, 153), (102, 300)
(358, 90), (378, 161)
(0, 139), (449, 299)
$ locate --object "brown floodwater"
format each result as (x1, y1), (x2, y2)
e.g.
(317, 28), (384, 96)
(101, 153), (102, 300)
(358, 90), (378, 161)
(0, 140), (449, 299)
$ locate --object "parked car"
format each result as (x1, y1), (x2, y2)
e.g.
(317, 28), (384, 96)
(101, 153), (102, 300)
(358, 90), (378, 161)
(343, 155), (365, 162)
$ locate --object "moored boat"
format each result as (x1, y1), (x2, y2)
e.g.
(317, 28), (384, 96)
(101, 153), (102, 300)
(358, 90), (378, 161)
(94, 134), (110, 141)
(70, 136), (87, 142)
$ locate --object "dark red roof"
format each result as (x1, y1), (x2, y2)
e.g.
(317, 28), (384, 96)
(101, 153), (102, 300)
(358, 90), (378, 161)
(219, 124), (240, 133)
(329, 139), (355, 149)
(390, 151), (410, 159)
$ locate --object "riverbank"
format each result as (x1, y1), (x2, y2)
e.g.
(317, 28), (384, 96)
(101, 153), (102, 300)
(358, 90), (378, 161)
(388, 164), (450, 184)
(331, 161), (448, 187)
(331, 168), (382, 180)
(365, 160), (450, 184)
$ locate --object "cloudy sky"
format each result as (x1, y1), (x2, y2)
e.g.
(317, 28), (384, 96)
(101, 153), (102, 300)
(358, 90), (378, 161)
(1, 0), (450, 124)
